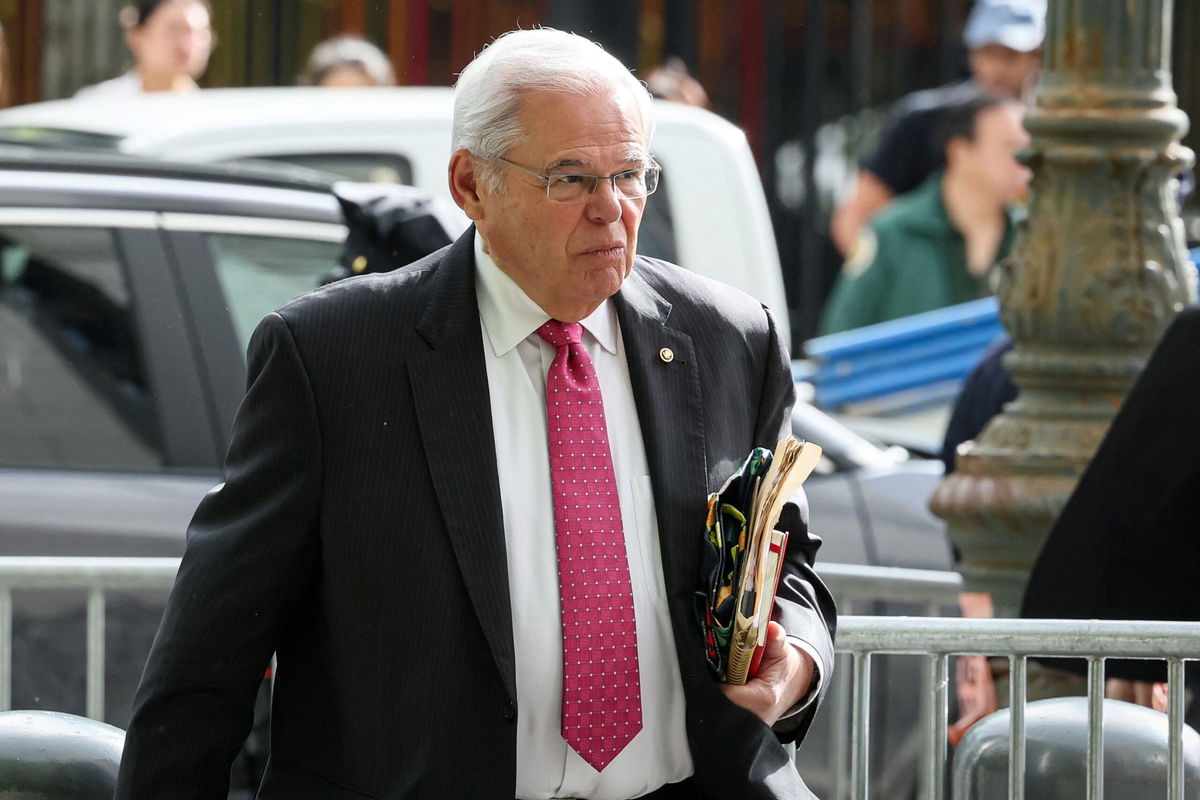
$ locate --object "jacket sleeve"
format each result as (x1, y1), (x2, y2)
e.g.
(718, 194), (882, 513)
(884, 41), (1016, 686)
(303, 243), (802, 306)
(755, 305), (838, 743)
(116, 312), (323, 799)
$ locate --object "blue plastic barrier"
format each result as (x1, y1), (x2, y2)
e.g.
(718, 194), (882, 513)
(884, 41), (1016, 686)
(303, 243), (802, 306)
(803, 249), (1199, 413)
(802, 297), (1004, 411)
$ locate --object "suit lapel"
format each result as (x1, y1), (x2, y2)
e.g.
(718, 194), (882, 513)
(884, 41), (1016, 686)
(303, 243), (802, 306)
(406, 248), (710, 701)
(408, 230), (516, 699)
(614, 266), (708, 622)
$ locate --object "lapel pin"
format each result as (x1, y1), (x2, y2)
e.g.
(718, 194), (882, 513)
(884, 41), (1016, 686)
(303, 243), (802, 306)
(659, 347), (675, 363)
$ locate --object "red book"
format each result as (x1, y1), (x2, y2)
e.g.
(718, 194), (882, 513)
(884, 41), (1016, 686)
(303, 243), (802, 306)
(748, 529), (789, 678)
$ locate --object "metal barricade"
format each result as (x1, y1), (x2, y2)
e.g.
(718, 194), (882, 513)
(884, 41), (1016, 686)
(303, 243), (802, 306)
(6, 557), (1195, 799)
(837, 616), (1200, 800)
(0, 557), (180, 721)
(0, 557), (953, 734)
(821, 562), (964, 610)
(820, 563), (965, 800)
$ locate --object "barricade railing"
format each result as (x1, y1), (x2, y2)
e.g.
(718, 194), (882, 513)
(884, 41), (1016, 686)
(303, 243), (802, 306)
(819, 562), (965, 800)
(0, 558), (949, 725)
(821, 561), (964, 611)
(0, 557), (954, 724)
(837, 615), (1200, 800)
(7, 557), (1194, 800)
(0, 556), (180, 721)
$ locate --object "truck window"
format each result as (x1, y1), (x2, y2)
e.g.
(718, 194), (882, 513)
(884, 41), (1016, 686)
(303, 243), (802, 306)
(248, 152), (414, 185)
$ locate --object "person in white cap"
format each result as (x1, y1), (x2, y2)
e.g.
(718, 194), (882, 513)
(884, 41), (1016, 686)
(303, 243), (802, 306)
(831, 0), (1045, 257)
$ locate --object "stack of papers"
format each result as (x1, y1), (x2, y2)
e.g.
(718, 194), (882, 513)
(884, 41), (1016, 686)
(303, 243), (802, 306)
(698, 437), (823, 685)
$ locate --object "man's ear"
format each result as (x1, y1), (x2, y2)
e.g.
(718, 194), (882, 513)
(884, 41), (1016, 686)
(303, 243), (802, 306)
(449, 149), (485, 221)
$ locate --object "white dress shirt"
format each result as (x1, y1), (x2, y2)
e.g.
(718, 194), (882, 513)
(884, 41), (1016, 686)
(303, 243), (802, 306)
(475, 234), (694, 799)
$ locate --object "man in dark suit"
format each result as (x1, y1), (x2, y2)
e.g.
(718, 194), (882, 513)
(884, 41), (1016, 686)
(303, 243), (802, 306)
(116, 28), (835, 799)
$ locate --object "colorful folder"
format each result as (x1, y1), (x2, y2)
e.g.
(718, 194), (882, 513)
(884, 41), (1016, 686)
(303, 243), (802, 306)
(697, 437), (823, 684)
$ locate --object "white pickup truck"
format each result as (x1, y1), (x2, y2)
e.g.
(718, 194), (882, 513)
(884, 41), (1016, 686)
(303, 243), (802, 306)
(0, 86), (790, 334)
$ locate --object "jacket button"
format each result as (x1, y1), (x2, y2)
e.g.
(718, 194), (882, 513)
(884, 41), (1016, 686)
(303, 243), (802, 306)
(504, 700), (516, 720)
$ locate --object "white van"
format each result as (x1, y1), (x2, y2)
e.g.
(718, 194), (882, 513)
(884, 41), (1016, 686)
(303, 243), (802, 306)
(0, 86), (789, 333)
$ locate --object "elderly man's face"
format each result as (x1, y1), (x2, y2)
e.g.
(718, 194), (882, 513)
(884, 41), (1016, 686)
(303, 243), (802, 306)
(465, 89), (649, 322)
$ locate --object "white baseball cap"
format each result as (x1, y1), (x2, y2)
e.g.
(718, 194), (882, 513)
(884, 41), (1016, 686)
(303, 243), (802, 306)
(963, 0), (1047, 52)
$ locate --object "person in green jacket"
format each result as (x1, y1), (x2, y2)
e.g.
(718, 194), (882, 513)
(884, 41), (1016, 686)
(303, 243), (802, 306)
(820, 92), (1030, 335)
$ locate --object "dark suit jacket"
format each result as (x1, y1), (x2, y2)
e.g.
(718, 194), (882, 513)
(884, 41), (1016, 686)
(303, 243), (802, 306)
(1022, 305), (1200, 682)
(116, 229), (836, 799)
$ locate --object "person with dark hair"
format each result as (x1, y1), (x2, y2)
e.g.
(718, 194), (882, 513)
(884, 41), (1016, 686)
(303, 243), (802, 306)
(323, 183), (463, 284)
(940, 336), (1017, 474)
(76, 0), (213, 99)
(645, 56), (709, 108)
(831, 0), (1045, 257)
(298, 34), (395, 87)
(819, 93), (1029, 334)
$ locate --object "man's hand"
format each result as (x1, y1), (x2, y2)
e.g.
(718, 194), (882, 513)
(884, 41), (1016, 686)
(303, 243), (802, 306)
(719, 621), (815, 726)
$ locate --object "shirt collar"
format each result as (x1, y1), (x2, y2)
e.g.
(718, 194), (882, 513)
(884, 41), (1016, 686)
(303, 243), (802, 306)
(474, 230), (618, 357)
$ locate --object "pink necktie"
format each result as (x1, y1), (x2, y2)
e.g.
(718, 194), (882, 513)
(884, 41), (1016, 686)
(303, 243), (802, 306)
(537, 319), (642, 771)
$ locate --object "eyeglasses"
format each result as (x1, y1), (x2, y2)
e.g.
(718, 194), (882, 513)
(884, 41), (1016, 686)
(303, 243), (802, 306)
(490, 156), (661, 203)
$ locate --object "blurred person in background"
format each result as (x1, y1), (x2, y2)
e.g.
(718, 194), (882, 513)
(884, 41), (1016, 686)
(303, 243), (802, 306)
(1022, 305), (1200, 725)
(0, 19), (7, 107)
(940, 336), (1017, 474)
(645, 56), (708, 108)
(76, 0), (213, 100)
(0, 18), (11, 111)
(830, 0), (1044, 257)
(298, 35), (395, 87)
(819, 92), (1029, 334)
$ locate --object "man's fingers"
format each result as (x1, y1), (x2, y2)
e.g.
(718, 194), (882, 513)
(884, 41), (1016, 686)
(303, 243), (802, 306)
(718, 621), (816, 727)
(761, 621), (787, 663)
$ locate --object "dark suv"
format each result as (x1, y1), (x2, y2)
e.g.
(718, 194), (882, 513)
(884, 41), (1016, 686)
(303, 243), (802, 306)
(0, 146), (358, 788)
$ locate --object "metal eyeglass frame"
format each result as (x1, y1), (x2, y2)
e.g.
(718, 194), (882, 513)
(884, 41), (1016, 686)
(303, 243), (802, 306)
(490, 155), (661, 203)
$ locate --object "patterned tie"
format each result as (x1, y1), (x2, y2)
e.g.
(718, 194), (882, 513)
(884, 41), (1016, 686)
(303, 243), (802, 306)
(537, 319), (643, 771)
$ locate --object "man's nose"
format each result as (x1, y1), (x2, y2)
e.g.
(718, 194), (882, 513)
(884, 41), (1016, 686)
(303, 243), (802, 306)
(585, 178), (623, 223)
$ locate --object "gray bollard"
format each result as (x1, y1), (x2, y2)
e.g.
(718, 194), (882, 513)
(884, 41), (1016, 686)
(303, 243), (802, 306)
(0, 710), (125, 799)
(953, 697), (1200, 799)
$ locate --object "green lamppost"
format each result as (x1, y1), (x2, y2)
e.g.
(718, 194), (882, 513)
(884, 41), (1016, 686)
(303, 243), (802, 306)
(930, 0), (1196, 609)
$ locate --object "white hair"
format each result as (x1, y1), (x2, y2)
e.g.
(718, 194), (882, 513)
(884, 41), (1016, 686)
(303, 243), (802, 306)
(452, 28), (656, 194)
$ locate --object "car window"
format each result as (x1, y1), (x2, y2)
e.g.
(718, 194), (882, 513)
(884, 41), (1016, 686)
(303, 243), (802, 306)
(0, 226), (163, 469)
(206, 233), (344, 351)
(249, 153), (414, 185)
